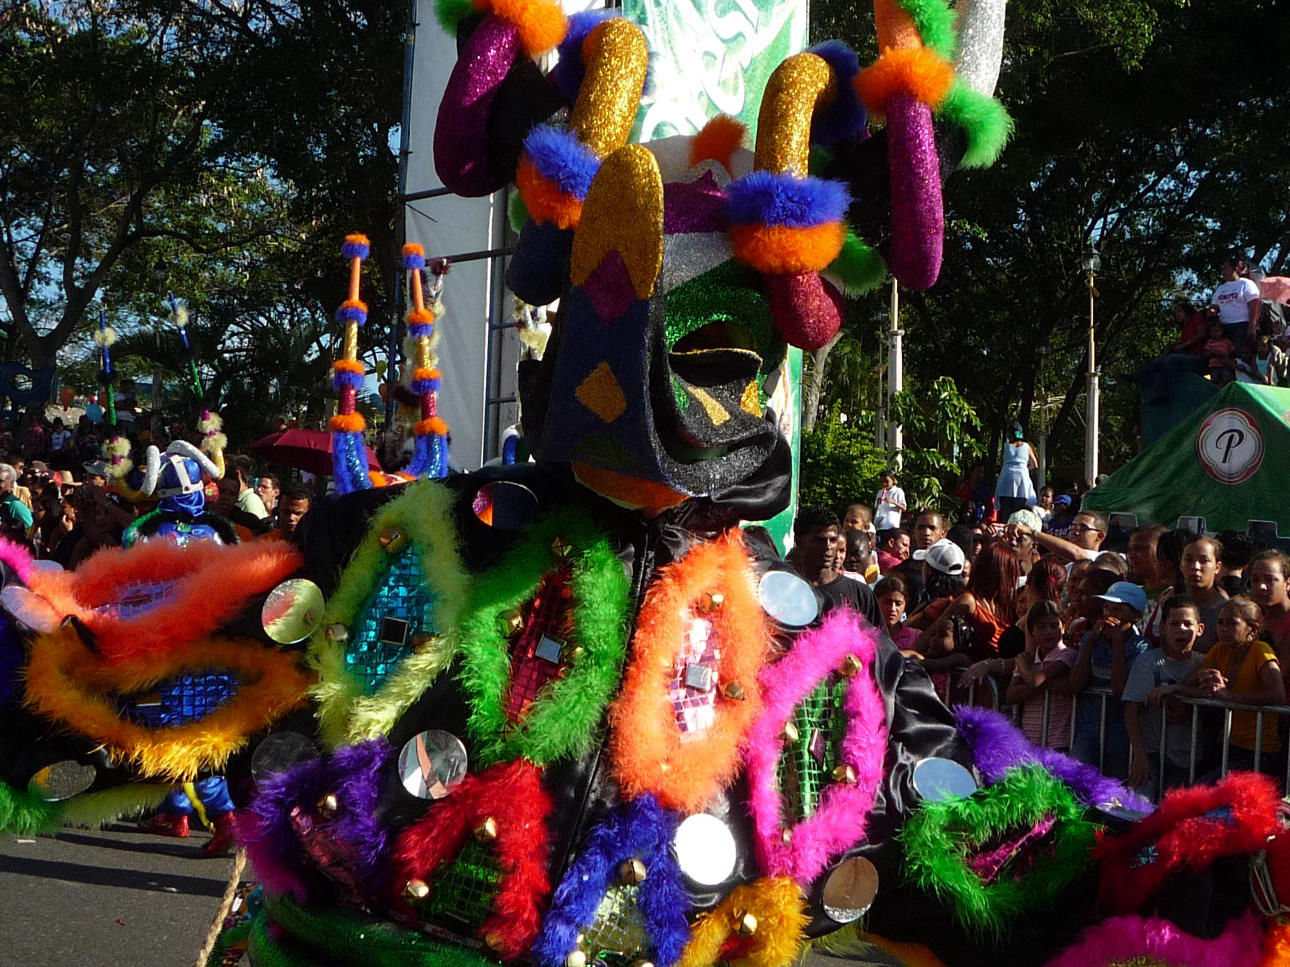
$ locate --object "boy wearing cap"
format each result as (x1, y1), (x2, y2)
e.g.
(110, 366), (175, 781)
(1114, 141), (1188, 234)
(1068, 581), (1149, 779)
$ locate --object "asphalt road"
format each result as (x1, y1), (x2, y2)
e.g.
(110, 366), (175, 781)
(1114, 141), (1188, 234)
(0, 823), (889, 967)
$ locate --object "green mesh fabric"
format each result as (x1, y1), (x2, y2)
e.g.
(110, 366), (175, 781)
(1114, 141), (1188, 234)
(420, 838), (502, 932)
(775, 675), (849, 821)
(582, 885), (649, 965)
(346, 549), (438, 695)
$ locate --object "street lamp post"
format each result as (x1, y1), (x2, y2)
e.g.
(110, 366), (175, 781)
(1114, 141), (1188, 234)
(1081, 245), (1101, 485)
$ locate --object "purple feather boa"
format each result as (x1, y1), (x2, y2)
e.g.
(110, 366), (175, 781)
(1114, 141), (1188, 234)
(532, 795), (690, 967)
(954, 705), (1153, 814)
(240, 740), (395, 901)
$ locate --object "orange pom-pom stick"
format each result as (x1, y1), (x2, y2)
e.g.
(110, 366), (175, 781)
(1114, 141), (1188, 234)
(874, 0), (922, 50)
(402, 242), (425, 257)
(412, 367), (441, 382)
(332, 358), (366, 375)
(414, 417), (449, 436)
(516, 158), (585, 229)
(730, 222), (847, 275)
(479, 0), (567, 56)
(855, 47), (954, 114)
(689, 115), (746, 173)
(329, 413), (367, 433)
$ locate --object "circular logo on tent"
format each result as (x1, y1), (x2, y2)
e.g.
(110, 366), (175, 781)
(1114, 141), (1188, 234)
(1196, 408), (1264, 484)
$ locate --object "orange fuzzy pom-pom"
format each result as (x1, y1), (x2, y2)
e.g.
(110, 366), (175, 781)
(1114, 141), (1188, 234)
(689, 115), (746, 173)
(414, 417), (449, 436)
(402, 242), (425, 257)
(344, 232), (371, 248)
(332, 359), (366, 374)
(855, 47), (955, 115)
(412, 367), (441, 382)
(488, 0), (566, 55)
(730, 222), (847, 274)
(329, 413), (367, 432)
(406, 308), (435, 324)
(516, 157), (584, 229)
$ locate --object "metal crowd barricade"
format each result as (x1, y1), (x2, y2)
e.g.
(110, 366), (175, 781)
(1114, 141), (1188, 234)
(998, 683), (1290, 801)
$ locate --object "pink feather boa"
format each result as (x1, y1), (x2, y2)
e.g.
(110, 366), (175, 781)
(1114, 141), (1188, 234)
(0, 537), (34, 584)
(744, 608), (888, 884)
(1044, 911), (1264, 967)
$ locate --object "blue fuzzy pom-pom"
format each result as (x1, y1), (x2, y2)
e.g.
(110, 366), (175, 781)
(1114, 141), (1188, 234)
(335, 305), (368, 326)
(410, 377), (442, 394)
(407, 322), (435, 340)
(726, 171), (851, 228)
(341, 240), (370, 260)
(332, 370), (365, 392)
(809, 40), (867, 146)
(402, 252), (426, 270)
(523, 125), (600, 199)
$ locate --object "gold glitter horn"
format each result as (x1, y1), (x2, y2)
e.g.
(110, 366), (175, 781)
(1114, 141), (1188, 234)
(568, 18), (649, 160)
(754, 52), (838, 177)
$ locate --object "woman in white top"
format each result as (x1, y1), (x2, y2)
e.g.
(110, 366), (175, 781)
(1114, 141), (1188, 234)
(874, 471), (906, 532)
(995, 423), (1037, 518)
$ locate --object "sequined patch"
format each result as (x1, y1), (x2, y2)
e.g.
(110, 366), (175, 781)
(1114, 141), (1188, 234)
(419, 838), (502, 932)
(582, 884), (649, 965)
(346, 549), (438, 694)
(667, 617), (721, 737)
(101, 579), (182, 619)
(504, 568), (573, 725)
(775, 676), (848, 821)
(121, 672), (239, 727)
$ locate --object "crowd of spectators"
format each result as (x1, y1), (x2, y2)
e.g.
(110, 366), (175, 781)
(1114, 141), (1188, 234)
(0, 404), (315, 565)
(787, 482), (1290, 802)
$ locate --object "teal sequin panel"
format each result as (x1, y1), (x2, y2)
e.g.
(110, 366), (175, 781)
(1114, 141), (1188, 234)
(346, 548), (438, 694)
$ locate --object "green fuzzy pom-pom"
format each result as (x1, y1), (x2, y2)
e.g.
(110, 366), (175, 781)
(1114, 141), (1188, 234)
(897, 0), (957, 60)
(828, 233), (888, 297)
(508, 190), (530, 233)
(0, 781), (60, 835)
(434, 0), (475, 35)
(939, 83), (1014, 169)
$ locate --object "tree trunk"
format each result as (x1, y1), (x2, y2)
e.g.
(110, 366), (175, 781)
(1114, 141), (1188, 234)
(801, 332), (842, 432)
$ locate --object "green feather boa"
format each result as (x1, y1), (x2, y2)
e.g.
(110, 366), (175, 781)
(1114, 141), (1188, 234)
(0, 780), (167, 835)
(899, 765), (1097, 937)
(829, 232), (889, 296)
(938, 82), (1014, 169)
(896, 0), (957, 60)
(456, 505), (630, 766)
(252, 894), (498, 967)
(309, 481), (470, 747)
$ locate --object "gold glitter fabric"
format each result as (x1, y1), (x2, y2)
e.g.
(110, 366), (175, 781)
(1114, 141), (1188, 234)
(570, 144), (663, 299)
(755, 53), (836, 175)
(570, 19), (649, 158)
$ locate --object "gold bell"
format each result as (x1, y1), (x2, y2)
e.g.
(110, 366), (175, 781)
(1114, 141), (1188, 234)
(781, 721), (799, 743)
(618, 857), (648, 885)
(722, 681), (746, 701)
(564, 952), (588, 967)
(316, 793), (340, 818)
(551, 536), (573, 559)
(497, 608), (524, 637)
(483, 932), (506, 952)
(832, 763), (858, 785)
(324, 623), (349, 643)
(473, 816), (499, 843)
(840, 653), (863, 677)
(403, 878), (430, 902)
(735, 911), (759, 936)
(378, 527), (409, 554)
(780, 828), (793, 845)
(699, 591), (724, 612)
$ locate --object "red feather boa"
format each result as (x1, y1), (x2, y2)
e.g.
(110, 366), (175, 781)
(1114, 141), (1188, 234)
(389, 760), (552, 959)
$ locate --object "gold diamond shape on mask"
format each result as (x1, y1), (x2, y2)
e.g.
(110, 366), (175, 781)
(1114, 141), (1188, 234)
(575, 362), (627, 423)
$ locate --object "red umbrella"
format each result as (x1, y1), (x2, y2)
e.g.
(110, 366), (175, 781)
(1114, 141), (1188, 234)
(250, 428), (382, 476)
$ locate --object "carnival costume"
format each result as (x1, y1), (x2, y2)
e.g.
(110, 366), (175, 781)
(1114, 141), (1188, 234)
(4, 1), (1290, 965)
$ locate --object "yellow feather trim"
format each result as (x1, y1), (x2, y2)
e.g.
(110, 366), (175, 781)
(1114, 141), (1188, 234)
(678, 876), (808, 967)
(24, 626), (314, 782)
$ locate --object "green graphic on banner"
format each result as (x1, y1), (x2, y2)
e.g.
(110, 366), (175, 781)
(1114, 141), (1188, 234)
(621, 0), (809, 142)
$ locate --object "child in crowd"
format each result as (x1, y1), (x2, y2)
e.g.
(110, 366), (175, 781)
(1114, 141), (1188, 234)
(1202, 316), (1237, 385)
(876, 575), (919, 650)
(1178, 597), (1284, 776)
(1179, 536), (1228, 652)
(1123, 601), (1207, 799)
(1069, 581), (1150, 778)
(1250, 549), (1290, 664)
(874, 472), (906, 532)
(843, 503), (876, 538)
(842, 529), (879, 585)
(1007, 600), (1077, 750)
(1064, 566), (1118, 646)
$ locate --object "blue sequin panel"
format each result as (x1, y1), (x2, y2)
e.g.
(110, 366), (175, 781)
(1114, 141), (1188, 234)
(346, 548), (438, 694)
(121, 672), (240, 728)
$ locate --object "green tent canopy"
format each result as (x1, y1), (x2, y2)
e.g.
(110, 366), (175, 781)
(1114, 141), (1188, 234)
(1083, 382), (1290, 541)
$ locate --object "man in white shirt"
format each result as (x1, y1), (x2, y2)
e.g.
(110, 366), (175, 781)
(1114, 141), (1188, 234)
(231, 454), (269, 519)
(1015, 509), (1107, 562)
(1210, 256), (1261, 356)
